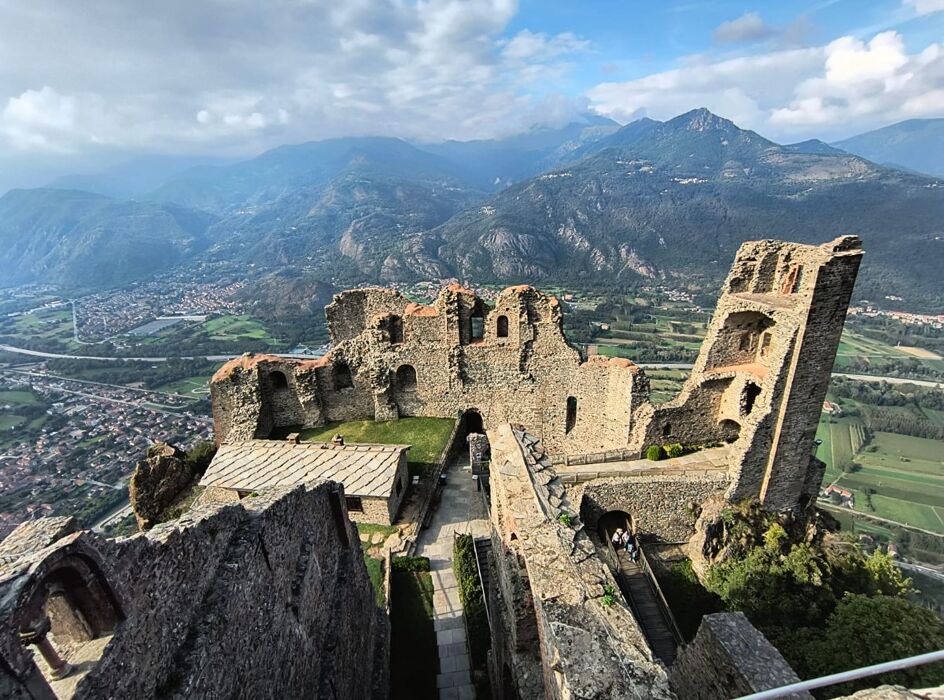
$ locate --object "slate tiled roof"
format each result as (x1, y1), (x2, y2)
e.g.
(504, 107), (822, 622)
(199, 440), (409, 498)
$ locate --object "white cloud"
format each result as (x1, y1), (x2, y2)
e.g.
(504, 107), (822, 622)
(588, 30), (944, 142)
(903, 0), (944, 15)
(713, 12), (774, 44)
(0, 0), (589, 165)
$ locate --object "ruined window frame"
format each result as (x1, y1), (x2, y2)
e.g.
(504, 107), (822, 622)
(345, 496), (363, 512)
(565, 396), (577, 434)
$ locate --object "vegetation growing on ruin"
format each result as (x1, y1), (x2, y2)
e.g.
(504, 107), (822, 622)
(454, 534), (490, 672)
(694, 502), (942, 694)
(654, 559), (722, 641)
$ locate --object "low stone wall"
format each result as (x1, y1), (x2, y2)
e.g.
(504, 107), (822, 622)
(670, 612), (812, 700)
(576, 473), (730, 544)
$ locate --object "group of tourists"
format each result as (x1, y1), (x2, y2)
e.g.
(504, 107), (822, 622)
(611, 527), (639, 561)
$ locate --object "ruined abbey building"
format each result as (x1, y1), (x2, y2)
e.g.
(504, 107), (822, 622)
(0, 235), (863, 699)
(213, 235), (862, 514)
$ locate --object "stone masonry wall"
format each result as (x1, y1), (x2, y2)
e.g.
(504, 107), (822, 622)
(670, 612), (811, 700)
(487, 424), (673, 700)
(576, 473), (731, 544)
(212, 236), (861, 516)
(0, 482), (388, 700)
(628, 236), (862, 511)
(212, 285), (646, 455)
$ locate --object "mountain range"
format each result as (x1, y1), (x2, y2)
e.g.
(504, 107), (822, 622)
(1, 111), (942, 309)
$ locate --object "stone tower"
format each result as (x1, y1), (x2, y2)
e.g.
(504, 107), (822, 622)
(631, 235), (863, 510)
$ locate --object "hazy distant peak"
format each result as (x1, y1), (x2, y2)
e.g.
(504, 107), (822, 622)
(783, 139), (847, 155)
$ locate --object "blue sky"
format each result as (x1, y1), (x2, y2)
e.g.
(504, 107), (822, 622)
(0, 0), (942, 189)
(511, 0), (938, 75)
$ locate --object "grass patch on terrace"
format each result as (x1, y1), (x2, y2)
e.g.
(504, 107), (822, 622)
(390, 557), (437, 700)
(362, 551), (386, 608)
(298, 416), (456, 477)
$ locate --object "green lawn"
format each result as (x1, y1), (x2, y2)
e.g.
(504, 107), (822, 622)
(0, 390), (40, 405)
(362, 552), (386, 608)
(298, 417), (455, 475)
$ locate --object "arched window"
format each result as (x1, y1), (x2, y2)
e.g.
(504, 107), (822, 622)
(16, 552), (124, 684)
(333, 362), (353, 390)
(565, 396), (577, 434)
(741, 382), (762, 416)
(268, 370), (288, 391)
(496, 315), (509, 338)
(719, 419), (741, 443)
(395, 364), (417, 391)
(388, 315), (404, 345)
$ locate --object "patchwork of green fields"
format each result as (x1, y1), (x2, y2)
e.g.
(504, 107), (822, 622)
(834, 329), (944, 374)
(818, 403), (944, 534)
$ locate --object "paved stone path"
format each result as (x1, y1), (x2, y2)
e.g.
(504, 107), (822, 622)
(414, 454), (490, 700)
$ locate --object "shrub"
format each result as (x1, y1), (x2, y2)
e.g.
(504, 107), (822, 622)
(392, 555), (430, 572)
(601, 584), (616, 606)
(185, 440), (218, 474)
(769, 594), (944, 696)
(454, 534), (490, 668)
(665, 442), (684, 458)
(646, 445), (664, 461)
(558, 513), (573, 526)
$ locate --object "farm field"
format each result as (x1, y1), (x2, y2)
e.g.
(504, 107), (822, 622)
(834, 329), (944, 375)
(202, 315), (275, 343)
(817, 393), (944, 535)
(0, 390), (41, 405)
(155, 375), (212, 398)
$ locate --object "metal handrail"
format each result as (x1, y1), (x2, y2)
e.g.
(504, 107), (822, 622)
(734, 649), (944, 700)
(471, 537), (492, 628)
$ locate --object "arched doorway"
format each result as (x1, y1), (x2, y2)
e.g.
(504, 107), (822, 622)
(597, 510), (634, 544)
(459, 408), (484, 438)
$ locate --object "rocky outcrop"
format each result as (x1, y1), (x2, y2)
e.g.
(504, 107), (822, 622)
(0, 482), (389, 700)
(128, 443), (197, 531)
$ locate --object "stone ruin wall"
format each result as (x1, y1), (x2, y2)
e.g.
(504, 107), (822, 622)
(629, 236), (862, 510)
(669, 612), (811, 700)
(212, 284), (647, 455)
(485, 424), (673, 700)
(211, 236), (862, 516)
(0, 482), (388, 700)
(575, 473), (731, 545)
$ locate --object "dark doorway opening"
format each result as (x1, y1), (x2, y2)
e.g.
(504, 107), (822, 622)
(459, 408), (484, 439)
(597, 510), (634, 543)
